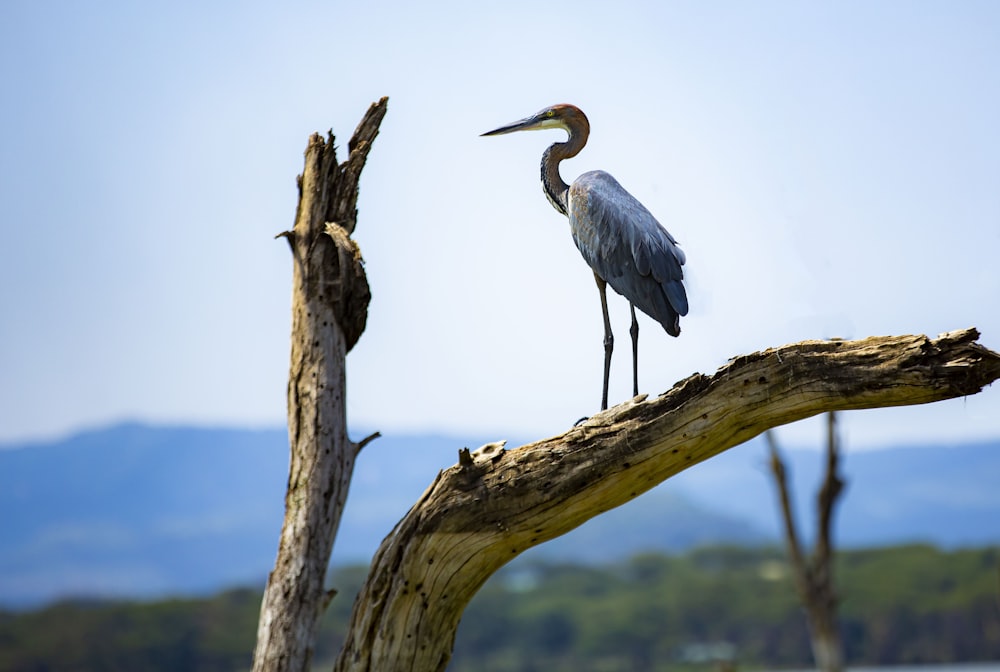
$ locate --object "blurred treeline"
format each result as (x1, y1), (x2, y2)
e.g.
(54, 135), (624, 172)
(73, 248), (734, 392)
(1, 544), (997, 672)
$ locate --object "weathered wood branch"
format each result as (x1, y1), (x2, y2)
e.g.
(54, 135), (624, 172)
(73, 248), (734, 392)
(816, 413), (844, 568)
(252, 97), (388, 672)
(766, 412), (846, 672)
(765, 430), (809, 581)
(335, 328), (1000, 672)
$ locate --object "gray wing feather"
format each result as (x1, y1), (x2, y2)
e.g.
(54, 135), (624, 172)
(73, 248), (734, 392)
(568, 171), (688, 336)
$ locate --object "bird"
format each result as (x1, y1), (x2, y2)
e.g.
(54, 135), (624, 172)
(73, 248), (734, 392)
(482, 104), (688, 411)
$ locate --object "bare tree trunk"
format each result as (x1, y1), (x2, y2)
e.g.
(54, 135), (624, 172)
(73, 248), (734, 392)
(808, 613), (844, 672)
(251, 97), (387, 672)
(766, 410), (845, 672)
(333, 329), (1000, 671)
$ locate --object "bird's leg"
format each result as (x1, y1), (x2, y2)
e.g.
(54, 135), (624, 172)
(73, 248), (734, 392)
(594, 273), (613, 411)
(629, 303), (639, 397)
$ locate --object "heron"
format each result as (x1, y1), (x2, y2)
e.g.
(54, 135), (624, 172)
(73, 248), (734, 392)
(482, 104), (688, 411)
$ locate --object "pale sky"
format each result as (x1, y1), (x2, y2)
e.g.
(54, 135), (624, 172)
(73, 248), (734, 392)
(2, 1), (999, 449)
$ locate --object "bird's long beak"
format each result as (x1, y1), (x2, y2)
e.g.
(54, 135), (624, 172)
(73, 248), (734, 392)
(480, 114), (546, 137)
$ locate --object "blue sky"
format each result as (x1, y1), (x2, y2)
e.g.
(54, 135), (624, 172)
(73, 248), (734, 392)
(1, 1), (998, 448)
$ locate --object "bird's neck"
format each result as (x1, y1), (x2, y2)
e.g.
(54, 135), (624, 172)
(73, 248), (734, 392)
(541, 129), (587, 216)
(541, 146), (569, 215)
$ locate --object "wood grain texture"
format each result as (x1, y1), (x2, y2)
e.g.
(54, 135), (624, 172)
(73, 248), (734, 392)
(251, 97), (387, 672)
(334, 328), (1000, 672)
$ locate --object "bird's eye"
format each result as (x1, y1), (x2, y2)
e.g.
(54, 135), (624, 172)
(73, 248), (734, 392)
(545, 109), (555, 118)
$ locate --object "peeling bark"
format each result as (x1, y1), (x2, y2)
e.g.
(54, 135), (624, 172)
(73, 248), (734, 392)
(251, 97), (387, 672)
(334, 329), (1000, 671)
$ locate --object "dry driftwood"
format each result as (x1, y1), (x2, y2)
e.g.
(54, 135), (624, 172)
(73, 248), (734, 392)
(334, 329), (1000, 672)
(252, 97), (387, 672)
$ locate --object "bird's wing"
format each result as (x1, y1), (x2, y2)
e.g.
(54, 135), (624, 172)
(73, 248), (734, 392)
(568, 171), (688, 335)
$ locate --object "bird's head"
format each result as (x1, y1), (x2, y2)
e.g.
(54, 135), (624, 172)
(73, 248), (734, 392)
(481, 104), (589, 138)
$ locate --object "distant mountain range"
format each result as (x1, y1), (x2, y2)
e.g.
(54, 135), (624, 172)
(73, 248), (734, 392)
(1, 423), (998, 608)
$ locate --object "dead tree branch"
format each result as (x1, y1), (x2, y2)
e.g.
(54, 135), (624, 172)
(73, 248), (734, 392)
(766, 411), (846, 672)
(251, 97), (388, 672)
(334, 329), (1000, 672)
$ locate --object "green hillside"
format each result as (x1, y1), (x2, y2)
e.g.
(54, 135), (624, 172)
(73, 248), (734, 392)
(2, 545), (997, 671)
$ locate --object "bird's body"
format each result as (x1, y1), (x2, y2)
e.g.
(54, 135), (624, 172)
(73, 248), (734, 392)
(483, 104), (688, 410)
(568, 170), (687, 336)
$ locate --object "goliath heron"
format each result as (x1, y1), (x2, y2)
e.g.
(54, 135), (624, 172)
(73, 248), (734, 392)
(482, 104), (688, 411)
